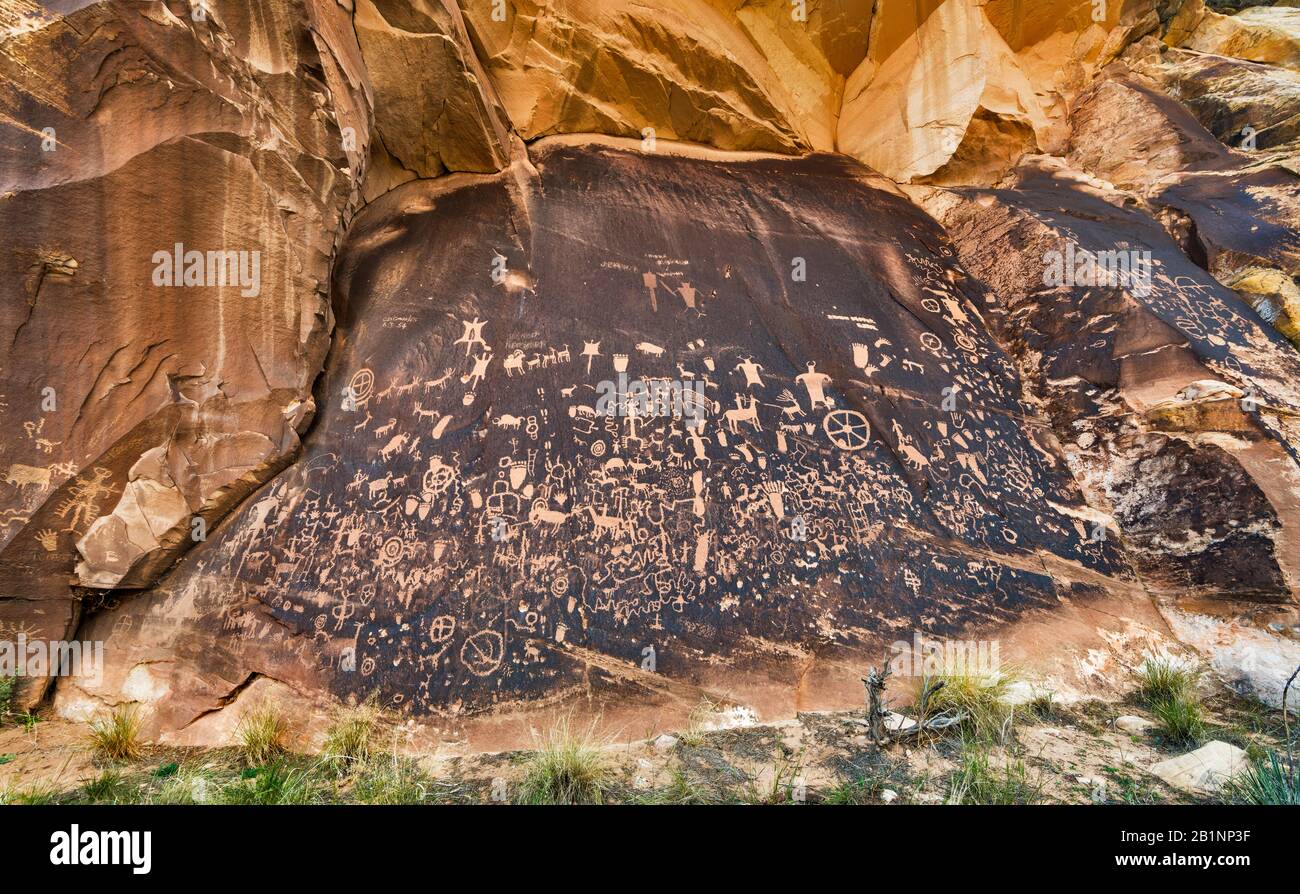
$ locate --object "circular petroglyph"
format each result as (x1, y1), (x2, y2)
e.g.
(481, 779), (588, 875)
(348, 368), (374, 405)
(429, 615), (456, 643)
(378, 535), (405, 567)
(822, 409), (871, 451)
(423, 461), (454, 496)
(460, 630), (504, 676)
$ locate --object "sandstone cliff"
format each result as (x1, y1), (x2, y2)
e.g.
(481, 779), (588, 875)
(1, 0), (1297, 748)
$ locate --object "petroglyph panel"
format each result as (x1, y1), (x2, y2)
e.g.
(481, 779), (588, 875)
(79, 146), (1141, 721)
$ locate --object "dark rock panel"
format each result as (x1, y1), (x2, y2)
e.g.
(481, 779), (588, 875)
(68, 143), (1133, 729)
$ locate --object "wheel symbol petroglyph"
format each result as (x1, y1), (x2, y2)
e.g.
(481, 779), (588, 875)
(348, 368), (374, 405)
(822, 410), (871, 451)
(429, 615), (456, 643)
(460, 630), (504, 676)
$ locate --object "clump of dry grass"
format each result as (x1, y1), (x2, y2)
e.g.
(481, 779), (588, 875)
(236, 704), (287, 766)
(323, 703), (379, 773)
(918, 666), (1020, 744)
(88, 705), (143, 762)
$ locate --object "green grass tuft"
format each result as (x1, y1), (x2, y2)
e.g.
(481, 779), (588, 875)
(1137, 658), (1199, 706)
(516, 716), (613, 805)
(1222, 751), (1299, 805)
(220, 759), (324, 805)
(823, 771), (893, 805)
(82, 769), (132, 803)
(1134, 658), (1205, 746)
(631, 768), (740, 805)
(0, 779), (61, 805)
(349, 753), (430, 804)
(323, 705), (377, 774)
(1151, 693), (1205, 746)
(947, 740), (1041, 805)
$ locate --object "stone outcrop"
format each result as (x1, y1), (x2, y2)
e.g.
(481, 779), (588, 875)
(837, 0), (1163, 183)
(0, 0), (371, 706)
(2, 0), (1298, 744)
(1150, 739), (1250, 793)
(1068, 48), (1300, 347)
(61, 140), (1148, 740)
(918, 155), (1300, 594)
(457, 0), (870, 154)
(1167, 0), (1300, 67)
(354, 0), (512, 198)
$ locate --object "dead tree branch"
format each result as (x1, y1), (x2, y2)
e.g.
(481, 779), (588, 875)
(851, 658), (967, 745)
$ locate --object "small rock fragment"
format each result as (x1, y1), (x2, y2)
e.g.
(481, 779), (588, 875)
(1150, 741), (1249, 794)
(1116, 715), (1154, 734)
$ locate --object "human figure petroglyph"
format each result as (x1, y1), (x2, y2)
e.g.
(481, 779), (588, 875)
(54, 466), (114, 533)
(642, 272), (658, 312)
(735, 357), (765, 389)
(582, 341), (601, 374)
(795, 362), (833, 409)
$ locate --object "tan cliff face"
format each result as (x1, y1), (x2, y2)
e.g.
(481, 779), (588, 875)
(0, 0), (1297, 748)
(1, 0), (371, 702)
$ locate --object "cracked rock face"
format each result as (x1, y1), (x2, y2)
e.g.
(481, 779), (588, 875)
(0, 0), (370, 705)
(2, 0), (1299, 742)
(354, 0), (512, 197)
